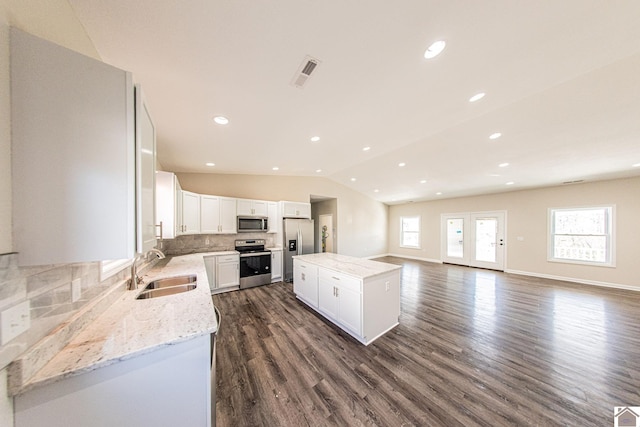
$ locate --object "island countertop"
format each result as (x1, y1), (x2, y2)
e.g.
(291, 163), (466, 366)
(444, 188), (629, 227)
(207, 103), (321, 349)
(293, 252), (401, 279)
(9, 253), (219, 396)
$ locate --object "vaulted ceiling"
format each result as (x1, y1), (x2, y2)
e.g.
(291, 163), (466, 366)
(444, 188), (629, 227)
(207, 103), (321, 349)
(69, 0), (640, 204)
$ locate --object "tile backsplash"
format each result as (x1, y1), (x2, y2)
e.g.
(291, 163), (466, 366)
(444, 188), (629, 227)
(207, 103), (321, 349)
(160, 233), (278, 255)
(0, 252), (130, 371)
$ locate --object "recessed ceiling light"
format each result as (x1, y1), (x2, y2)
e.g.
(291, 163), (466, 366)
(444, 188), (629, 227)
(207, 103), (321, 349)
(315, 169), (322, 173)
(213, 116), (229, 125)
(374, 189), (379, 193)
(489, 132), (502, 140)
(505, 181), (515, 185)
(398, 162), (406, 167)
(469, 92), (485, 103)
(205, 162), (215, 167)
(423, 40), (446, 59)
(350, 177), (357, 182)
(488, 173), (501, 177)
(436, 192), (443, 195)
(363, 146), (371, 151)
(633, 163), (640, 167)
(499, 162), (510, 168)
(420, 180), (427, 184)
(272, 167), (279, 171)
(310, 136), (320, 142)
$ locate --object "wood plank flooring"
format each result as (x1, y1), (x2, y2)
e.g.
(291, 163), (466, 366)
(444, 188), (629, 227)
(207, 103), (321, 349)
(213, 257), (640, 426)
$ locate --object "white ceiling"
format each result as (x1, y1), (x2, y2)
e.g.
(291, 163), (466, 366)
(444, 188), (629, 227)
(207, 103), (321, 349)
(68, 0), (640, 204)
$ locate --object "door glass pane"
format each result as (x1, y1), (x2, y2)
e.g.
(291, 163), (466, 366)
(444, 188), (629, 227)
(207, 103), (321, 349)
(475, 218), (497, 262)
(447, 219), (464, 258)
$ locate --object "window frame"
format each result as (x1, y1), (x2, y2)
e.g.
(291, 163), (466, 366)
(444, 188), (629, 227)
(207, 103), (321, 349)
(400, 215), (421, 249)
(100, 258), (133, 281)
(547, 205), (615, 267)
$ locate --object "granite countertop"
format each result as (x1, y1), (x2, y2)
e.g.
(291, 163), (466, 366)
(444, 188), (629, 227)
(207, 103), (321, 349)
(9, 253), (218, 396)
(202, 250), (239, 257)
(293, 253), (401, 279)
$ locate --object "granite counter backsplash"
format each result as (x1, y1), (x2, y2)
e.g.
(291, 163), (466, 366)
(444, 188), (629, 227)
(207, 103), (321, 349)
(159, 233), (277, 256)
(0, 253), (131, 372)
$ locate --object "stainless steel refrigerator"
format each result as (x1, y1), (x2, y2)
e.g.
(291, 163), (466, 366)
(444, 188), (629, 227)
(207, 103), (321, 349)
(283, 218), (315, 282)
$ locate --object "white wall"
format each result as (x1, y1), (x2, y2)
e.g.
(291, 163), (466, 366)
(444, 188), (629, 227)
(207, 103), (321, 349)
(176, 173), (389, 258)
(388, 176), (640, 289)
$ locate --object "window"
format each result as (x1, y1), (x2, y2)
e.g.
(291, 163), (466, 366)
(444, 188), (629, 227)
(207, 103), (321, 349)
(549, 206), (614, 266)
(100, 258), (132, 281)
(401, 216), (420, 248)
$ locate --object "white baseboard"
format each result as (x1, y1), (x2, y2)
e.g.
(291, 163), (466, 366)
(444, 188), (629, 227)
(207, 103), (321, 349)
(385, 253), (443, 264)
(505, 269), (639, 292)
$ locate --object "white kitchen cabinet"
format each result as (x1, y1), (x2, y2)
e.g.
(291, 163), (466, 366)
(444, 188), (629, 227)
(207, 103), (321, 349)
(267, 202), (278, 233)
(280, 201), (311, 219)
(180, 191), (201, 234)
(293, 260), (318, 307)
(201, 195), (237, 234)
(14, 334), (212, 427)
(293, 254), (401, 345)
(200, 195), (220, 234)
(270, 248), (283, 282)
(155, 171), (179, 239)
(204, 253), (240, 293)
(318, 270), (362, 336)
(135, 85), (157, 253)
(237, 199), (268, 217)
(11, 28), (136, 265)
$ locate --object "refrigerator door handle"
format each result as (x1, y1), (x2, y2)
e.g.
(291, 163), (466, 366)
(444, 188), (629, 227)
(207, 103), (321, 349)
(298, 229), (302, 255)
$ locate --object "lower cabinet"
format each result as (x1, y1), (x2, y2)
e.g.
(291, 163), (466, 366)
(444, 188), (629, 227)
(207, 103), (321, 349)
(204, 253), (240, 293)
(270, 249), (283, 282)
(293, 260), (318, 307)
(293, 257), (401, 345)
(14, 335), (211, 427)
(318, 270), (362, 337)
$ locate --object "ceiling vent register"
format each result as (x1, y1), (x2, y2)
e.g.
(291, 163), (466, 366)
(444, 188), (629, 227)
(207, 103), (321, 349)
(291, 55), (321, 88)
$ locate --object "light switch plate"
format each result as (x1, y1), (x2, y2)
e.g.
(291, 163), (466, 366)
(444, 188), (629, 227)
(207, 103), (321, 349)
(1, 300), (31, 345)
(71, 278), (82, 302)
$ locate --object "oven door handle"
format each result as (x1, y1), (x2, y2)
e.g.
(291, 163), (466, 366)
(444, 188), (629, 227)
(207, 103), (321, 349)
(239, 252), (271, 258)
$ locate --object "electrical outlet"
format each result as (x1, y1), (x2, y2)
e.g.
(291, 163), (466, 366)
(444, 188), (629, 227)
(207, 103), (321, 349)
(385, 281), (390, 291)
(71, 278), (82, 303)
(1, 300), (31, 345)
(205, 238), (210, 245)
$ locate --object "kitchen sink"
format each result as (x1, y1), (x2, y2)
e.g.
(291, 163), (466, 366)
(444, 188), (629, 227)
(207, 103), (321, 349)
(136, 283), (197, 299)
(143, 274), (197, 291)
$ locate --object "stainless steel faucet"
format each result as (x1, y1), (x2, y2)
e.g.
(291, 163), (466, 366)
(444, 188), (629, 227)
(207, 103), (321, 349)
(128, 249), (166, 290)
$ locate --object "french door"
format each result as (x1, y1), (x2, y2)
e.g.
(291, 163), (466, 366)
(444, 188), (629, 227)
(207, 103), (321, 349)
(441, 211), (506, 271)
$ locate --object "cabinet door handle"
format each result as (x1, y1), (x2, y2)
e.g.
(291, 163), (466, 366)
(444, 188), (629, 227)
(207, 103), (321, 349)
(332, 276), (340, 281)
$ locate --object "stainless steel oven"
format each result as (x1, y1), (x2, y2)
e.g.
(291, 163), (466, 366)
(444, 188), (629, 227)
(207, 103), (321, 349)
(235, 239), (271, 289)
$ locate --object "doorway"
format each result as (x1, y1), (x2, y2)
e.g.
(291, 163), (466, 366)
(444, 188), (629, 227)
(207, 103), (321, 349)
(318, 214), (334, 253)
(441, 211), (506, 270)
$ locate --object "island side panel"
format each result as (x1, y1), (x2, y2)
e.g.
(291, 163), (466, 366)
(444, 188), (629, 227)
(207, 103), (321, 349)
(362, 270), (401, 345)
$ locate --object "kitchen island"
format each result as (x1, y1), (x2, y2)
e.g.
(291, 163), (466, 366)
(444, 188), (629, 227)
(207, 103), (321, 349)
(293, 253), (401, 345)
(9, 253), (218, 427)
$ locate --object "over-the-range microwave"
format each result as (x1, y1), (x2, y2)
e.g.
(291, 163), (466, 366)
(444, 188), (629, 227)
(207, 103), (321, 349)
(237, 216), (268, 232)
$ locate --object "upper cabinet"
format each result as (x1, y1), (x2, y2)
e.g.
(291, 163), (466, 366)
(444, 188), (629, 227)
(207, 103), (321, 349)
(155, 171), (177, 239)
(11, 28), (136, 265)
(267, 202), (278, 233)
(179, 191), (201, 235)
(281, 201), (311, 219)
(201, 195), (237, 234)
(135, 86), (157, 253)
(237, 199), (268, 217)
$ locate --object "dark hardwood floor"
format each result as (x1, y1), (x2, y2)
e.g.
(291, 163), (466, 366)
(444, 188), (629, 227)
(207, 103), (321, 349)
(213, 257), (640, 426)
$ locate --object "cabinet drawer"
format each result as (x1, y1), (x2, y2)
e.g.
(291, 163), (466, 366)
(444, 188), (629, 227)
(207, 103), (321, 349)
(216, 255), (238, 264)
(319, 269), (361, 293)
